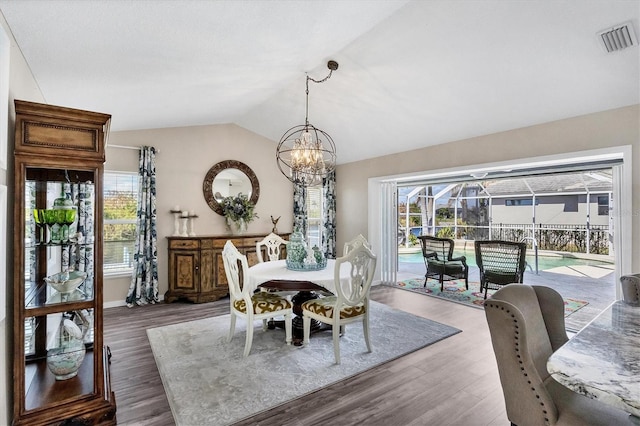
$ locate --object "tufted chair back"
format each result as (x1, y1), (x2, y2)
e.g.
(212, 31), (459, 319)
(484, 284), (561, 426)
(620, 274), (640, 305)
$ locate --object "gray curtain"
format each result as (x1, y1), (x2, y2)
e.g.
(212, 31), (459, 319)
(126, 146), (158, 307)
(322, 170), (336, 259)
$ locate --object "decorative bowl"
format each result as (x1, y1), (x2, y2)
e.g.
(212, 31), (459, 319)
(44, 271), (88, 294)
(286, 258), (327, 271)
(46, 344), (86, 380)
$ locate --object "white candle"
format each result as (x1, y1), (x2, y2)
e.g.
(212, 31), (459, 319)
(182, 210), (189, 217)
(189, 210), (195, 216)
(174, 205), (180, 212)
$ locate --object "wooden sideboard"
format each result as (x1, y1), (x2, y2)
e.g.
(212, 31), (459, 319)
(166, 233), (290, 303)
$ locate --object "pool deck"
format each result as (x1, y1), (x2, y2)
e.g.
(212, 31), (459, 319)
(397, 254), (616, 332)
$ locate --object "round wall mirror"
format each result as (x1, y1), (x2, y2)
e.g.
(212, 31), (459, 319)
(203, 160), (260, 216)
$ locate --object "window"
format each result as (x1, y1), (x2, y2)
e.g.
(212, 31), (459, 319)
(104, 172), (139, 275)
(306, 186), (323, 249)
(597, 195), (609, 216)
(505, 198), (538, 206)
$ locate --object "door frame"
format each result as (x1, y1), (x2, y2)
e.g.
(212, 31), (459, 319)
(368, 146), (632, 299)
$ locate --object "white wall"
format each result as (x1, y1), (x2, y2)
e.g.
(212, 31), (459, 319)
(103, 124), (294, 305)
(337, 105), (640, 269)
(1, 13), (47, 424)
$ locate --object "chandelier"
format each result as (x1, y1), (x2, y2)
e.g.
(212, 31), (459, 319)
(276, 60), (338, 186)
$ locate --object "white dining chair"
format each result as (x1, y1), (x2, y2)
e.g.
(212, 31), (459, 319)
(343, 234), (371, 256)
(301, 239), (377, 364)
(256, 232), (288, 263)
(222, 240), (292, 357)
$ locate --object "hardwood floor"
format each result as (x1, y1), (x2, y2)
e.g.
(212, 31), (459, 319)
(104, 286), (509, 425)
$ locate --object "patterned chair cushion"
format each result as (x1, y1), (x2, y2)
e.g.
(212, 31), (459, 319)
(233, 292), (292, 314)
(301, 296), (366, 319)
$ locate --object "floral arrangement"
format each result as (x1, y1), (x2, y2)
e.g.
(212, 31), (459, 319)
(221, 193), (258, 226)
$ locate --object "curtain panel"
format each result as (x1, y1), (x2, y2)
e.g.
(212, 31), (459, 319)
(126, 146), (159, 307)
(323, 170), (336, 259)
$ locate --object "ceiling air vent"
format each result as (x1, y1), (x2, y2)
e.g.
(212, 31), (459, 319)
(597, 21), (637, 53)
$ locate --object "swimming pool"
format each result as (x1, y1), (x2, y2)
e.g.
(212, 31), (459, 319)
(398, 250), (612, 271)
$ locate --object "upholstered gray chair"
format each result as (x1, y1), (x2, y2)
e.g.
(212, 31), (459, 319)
(484, 284), (634, 426)
(620, 274), (640, 305)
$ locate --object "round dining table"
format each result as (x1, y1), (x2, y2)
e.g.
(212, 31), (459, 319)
(248, 259), (340, 293)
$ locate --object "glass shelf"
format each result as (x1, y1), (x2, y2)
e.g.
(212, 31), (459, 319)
(26, 240), (95, 250)
(25, 281), (94, 310)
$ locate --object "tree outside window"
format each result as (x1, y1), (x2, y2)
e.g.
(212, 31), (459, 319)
(104, 172), (138, 274)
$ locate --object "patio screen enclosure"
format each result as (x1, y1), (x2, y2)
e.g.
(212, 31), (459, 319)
(398, 169), (613, 255)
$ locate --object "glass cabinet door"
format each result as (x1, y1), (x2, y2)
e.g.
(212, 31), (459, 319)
(21, 167), (98, 411)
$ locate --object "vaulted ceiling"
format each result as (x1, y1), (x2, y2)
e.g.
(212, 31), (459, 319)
(1, 0), (638, 164)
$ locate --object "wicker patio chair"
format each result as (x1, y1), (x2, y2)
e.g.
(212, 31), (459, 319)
(475, 240), (527, 299)
(417, 235), (469, 291)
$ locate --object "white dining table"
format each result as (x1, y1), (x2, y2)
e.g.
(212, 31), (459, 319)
(547, 300), (640, 419)
(248, 259), (344, 294)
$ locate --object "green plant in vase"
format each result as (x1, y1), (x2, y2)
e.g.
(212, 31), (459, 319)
(221, 193), (258, 234)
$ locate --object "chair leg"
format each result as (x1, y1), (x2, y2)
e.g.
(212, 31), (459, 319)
(332, 322), (341, 365)
(284, 312), (292, 345)
(424, 273), (428, 287)
(227, 314), (236, 342)
(363, 315), (372, 353)
(440, 273), (445, 291)
(243, 321), (253, 357)
(464, 275), (469, 290)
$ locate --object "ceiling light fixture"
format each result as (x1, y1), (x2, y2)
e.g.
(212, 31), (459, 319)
(276, 60), (338, 186)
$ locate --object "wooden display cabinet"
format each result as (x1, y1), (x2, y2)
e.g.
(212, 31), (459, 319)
(12, 100), (116, 425)
(166, 233), (290, 303)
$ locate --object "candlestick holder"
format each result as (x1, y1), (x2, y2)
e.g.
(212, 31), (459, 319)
(179, 217), (189, 237)
(187, 215), (198, 237)
(170, 210), (182, 236)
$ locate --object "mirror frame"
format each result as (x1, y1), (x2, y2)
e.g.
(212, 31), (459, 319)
(203, 160), (260, 216)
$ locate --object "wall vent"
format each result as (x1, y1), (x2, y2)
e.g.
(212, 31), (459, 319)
(597, 21), (637, 53)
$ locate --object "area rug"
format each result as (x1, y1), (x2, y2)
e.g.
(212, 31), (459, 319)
(147, 300), (461, 425)
(389, 278), (589, 317)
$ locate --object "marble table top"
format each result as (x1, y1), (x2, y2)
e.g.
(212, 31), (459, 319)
(547, 300), (640, 418)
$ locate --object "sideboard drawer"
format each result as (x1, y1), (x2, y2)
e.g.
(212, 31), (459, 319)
(169, 239), (199, 250)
